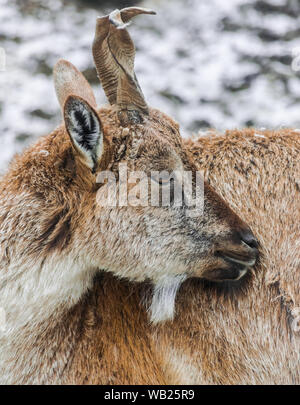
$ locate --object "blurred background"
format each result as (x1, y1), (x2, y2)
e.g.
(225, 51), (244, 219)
(1, 0), (300, 171)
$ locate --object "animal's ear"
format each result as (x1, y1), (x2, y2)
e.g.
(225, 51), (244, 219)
(64, 96), (104, 172)
(54, 59), (97, 110)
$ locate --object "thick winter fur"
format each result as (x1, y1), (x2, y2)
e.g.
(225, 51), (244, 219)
(0, 7), (295, 383)
(0, 103), (257, 383)
(64, 128), (299, 385)
(152, 128), (300, 384)
(0, 118), (298, 383)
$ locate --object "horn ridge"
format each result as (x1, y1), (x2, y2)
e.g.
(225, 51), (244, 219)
(92, 7), (156, 124)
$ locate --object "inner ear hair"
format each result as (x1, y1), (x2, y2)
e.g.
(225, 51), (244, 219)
(64, 95), (104, 173)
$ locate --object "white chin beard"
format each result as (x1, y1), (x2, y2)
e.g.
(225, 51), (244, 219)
(148, 274), (187, 324)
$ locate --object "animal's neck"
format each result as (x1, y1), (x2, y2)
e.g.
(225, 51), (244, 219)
(0, 150), (98, 335)
(2, 255), (93, 328)
(0, 248), (97, 383)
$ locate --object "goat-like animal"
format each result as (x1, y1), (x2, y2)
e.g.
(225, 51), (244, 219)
(1, 7), (293, 384)
(59, 127), (299, 384)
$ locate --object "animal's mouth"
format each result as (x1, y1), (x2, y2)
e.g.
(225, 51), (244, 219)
(223, 254), (257, 268)
(203, 249), (258, 282)
(203, 266), (248, 281)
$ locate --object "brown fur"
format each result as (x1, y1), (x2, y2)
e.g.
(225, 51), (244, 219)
(150, 128), (300, 384)
(0, 101), (259, 383)
(1, 7), (296, 383)
(64, 128), (299, 385)
(1, 120), (298, 384)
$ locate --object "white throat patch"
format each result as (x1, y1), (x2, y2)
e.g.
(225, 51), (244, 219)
(148, 274), (187, 324)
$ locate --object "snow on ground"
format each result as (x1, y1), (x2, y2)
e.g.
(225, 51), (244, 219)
(0, 0), (300, 171)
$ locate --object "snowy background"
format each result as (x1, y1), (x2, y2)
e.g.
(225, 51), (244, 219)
(1, 0), (300, 171)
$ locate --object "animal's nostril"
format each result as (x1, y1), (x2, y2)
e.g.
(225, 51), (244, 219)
(239, 229), (259, 249)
